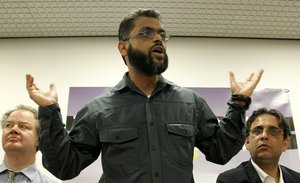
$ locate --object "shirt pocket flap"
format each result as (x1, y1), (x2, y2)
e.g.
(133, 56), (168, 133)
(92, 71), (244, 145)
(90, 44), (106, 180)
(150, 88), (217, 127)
(100, 127), (138, 143)
(166, 124), (195, 137)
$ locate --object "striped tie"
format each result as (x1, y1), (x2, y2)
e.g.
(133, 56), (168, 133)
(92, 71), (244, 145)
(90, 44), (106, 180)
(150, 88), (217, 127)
(7, 169), (15, 183)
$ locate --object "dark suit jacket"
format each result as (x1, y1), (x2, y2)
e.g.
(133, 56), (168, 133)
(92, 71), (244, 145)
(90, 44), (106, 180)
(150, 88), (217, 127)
(216, 160), (300, 183)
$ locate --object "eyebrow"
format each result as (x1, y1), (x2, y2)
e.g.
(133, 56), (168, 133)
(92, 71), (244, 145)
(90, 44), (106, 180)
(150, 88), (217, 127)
(252, 125), (280, 129)
(140, 26), (166, 33)
(5, 120), (32, 125)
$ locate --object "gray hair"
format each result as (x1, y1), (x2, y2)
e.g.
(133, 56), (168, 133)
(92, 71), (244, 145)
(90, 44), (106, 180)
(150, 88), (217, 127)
(1, 104), (40, 138)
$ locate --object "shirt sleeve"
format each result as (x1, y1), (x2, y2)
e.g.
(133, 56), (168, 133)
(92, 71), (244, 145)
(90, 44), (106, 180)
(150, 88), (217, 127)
(195, 95), (248, 165)
(38, 103), (101, 180)
(216, 172), (234, 183)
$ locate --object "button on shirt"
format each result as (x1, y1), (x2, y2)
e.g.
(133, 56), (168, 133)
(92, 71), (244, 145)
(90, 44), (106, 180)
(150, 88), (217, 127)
(38, 73), (248, 183)
(251, 159), (284, 183)
(0, 163), (57, 183)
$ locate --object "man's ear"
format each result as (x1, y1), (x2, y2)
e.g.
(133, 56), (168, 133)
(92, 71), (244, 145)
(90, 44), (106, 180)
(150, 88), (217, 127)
(245, 137), (250, 150)
(36, 138), (39, 152)
(282, 137), (291, 152)
(118, 41), (128, 57)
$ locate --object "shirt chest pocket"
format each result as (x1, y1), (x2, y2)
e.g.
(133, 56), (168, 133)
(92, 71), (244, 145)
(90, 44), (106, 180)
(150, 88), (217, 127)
(100, 127), (139, 177)
(166, 123), (195, 168)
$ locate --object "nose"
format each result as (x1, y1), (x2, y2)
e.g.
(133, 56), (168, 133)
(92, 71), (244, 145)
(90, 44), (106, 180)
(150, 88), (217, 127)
(260, 129), (270, 139)
(9, 124), (20, 134)
(153, 32), (163, 43)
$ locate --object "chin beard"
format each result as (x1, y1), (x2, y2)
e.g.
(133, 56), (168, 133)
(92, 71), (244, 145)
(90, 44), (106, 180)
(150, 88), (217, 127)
(127, 44), (168, 76)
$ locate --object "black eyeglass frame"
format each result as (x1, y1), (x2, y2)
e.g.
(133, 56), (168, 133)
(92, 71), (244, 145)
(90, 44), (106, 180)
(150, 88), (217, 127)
(249, 126), (283, 137)
(123, 30), (171, 42)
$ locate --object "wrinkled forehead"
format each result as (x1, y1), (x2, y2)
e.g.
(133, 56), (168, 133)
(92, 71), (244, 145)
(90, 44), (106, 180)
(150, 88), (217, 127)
(6, 110), (36, 125)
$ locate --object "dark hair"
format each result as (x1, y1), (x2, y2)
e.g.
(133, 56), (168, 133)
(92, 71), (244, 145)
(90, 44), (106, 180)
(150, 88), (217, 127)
(118, 8), (162, 41)
(246, 107), (291, 139)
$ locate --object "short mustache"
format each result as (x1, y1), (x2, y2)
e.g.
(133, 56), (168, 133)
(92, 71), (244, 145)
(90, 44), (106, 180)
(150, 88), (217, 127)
(150, 43), (165, 53)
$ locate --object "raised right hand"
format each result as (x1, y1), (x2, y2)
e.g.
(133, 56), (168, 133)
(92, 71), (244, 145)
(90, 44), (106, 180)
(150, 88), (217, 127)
(26, 74), (58, 107)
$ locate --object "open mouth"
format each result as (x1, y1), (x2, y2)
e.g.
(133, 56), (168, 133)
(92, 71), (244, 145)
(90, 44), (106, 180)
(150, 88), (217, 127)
(153, 46), (164, 54)
(151, 46), (164, 60)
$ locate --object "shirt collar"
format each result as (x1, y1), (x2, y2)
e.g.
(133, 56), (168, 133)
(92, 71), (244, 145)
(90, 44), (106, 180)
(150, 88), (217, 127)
(251, 159), (284, 183)
(0, 162), (38, 182)
(112, 72), (175, 93)
(0, 163), (7, 174)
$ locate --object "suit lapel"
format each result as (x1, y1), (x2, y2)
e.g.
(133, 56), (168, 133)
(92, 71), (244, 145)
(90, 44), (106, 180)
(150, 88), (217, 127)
(243, 160), (263, 183)
(281, 165), (295, 183)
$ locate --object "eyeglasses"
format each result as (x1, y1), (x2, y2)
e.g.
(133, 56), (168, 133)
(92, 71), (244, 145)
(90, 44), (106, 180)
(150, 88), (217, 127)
(124, 29), (171, 42)
(249, 126), (283, 137)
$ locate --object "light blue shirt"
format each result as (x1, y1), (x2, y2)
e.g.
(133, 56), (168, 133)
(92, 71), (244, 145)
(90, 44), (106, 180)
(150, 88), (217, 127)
(0, 163), (58, 183)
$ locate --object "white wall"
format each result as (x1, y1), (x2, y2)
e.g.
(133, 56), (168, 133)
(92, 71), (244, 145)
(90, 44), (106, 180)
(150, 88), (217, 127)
(0, 37), (300, 182)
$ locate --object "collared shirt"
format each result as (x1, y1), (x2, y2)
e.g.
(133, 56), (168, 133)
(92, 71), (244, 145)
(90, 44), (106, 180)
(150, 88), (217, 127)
(251, 159), (284, 183)
(0, 163), (57, 183)
(38, 73), (248, 183)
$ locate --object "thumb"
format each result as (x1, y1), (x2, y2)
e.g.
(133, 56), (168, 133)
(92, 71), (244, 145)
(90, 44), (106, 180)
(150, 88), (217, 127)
(49, 83), (58, 101)
(229, 71), (237, 85)
(49, 83), (56, 92)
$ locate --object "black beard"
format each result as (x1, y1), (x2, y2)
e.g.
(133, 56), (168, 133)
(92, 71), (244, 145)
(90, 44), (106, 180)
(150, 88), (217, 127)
(127, 44), (168, 76)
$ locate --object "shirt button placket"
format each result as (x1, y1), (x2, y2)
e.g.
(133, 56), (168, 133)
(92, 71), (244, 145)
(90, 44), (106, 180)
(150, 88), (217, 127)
(146, 101), (162, 183)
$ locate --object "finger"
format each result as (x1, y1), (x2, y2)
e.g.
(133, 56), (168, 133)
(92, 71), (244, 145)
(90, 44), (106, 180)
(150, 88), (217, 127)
(256, 68), (264, 78)
(245, 73), (254, 81)
(49, 83), (56, 92)
(49, 83), (59, 102)
(252, 68), (264, 84)
(26, 74), (34, 89)
(229, 71), (236, 84)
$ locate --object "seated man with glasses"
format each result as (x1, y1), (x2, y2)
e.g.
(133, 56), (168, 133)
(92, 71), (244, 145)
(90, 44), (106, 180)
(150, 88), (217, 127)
(216, 107), (300, 183)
